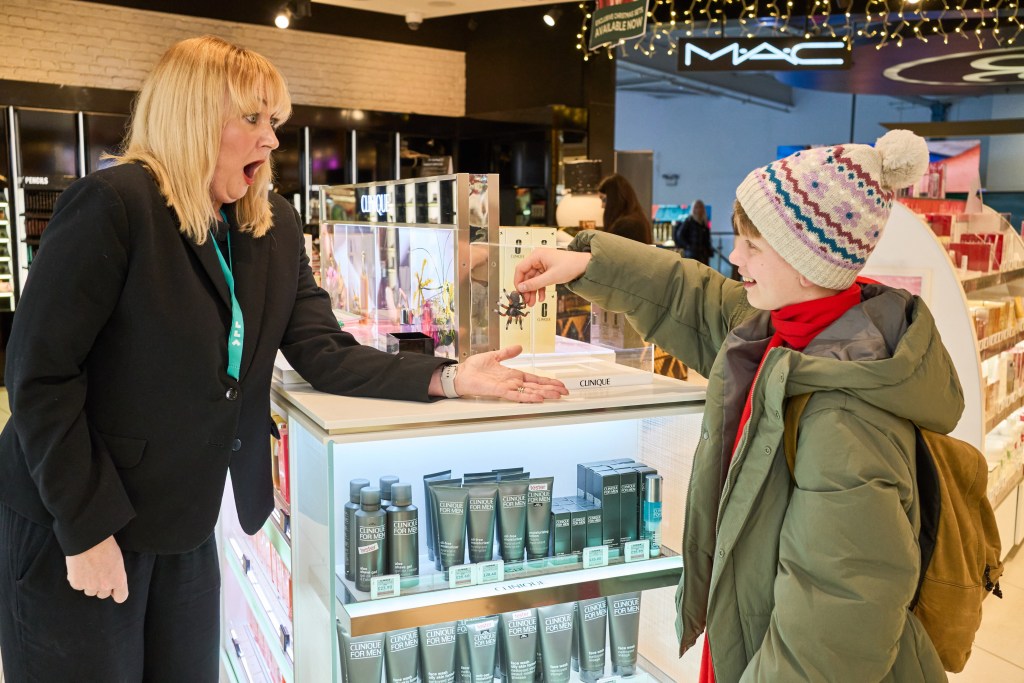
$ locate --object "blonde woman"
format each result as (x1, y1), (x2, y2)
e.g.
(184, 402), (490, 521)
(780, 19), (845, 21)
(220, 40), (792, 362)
(0, 36), (564, 680)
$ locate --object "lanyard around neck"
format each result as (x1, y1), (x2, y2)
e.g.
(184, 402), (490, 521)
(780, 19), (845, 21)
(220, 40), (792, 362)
(211, 211), (244, 380)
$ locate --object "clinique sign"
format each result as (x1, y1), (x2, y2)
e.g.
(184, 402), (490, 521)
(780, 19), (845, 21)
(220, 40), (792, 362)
(677, 38), (851, 71)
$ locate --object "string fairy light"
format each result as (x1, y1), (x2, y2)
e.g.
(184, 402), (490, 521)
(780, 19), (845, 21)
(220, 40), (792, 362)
(576, 0), (1016, 61)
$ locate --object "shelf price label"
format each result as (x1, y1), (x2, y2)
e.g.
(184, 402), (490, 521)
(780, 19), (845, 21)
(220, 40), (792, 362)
(448, 564), (477, 589)
(582, 545), (609, 569)
(624, 539), (651, 563)
(370, 574), (401, 600)
(477, 560), (505, 584)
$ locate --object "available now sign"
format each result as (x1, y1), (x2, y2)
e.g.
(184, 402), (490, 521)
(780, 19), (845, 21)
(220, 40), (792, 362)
(589, 0), (648, 51)
(677, 37), (851, 71)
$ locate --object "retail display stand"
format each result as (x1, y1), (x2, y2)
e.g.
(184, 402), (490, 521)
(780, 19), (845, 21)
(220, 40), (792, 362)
(863, 200), (1024, 560)
(219, 377), (705, 682)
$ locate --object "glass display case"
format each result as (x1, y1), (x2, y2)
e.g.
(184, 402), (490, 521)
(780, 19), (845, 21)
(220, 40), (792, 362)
(319, 174), (498, 360)
(217, 377), (705, 682)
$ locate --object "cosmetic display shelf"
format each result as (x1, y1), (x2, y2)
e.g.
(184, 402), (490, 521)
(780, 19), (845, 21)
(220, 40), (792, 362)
(222, 624), (276, 683)
(225, 537), (295, 683)
(991, 467), (1024, 510)
(961, 264), (1024, 294)
(985, 385), (1024, 434)
(337, 551), (681, 637)
(263, 513), (291, 570)
(979, 321), (1024, 362)
(265, 370), (704, 683)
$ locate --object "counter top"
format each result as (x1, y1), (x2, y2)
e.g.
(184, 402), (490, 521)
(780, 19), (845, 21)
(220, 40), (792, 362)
(272, 374), (706, 436)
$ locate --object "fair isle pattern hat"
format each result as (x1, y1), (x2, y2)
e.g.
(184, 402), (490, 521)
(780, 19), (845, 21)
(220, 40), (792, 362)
(736, 129), (929, 290)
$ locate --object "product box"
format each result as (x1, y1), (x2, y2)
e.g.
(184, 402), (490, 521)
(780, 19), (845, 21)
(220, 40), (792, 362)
(549, 505), (572, 557)
(577, 459), (633, 500)
(592, 471), (620, 548)
(569, 502), (589, 556)
(497, 227), (557, 354)
(613, 468), (640, 546)
(633, 464), (659, 542)
(584, 501), (603, 549)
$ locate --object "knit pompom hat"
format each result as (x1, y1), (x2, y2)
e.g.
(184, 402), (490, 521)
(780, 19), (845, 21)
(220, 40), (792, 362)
(736, 129), (929, 290)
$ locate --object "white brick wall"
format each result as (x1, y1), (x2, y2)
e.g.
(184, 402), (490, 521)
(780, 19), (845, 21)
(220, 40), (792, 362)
(0, 0), (466, 117)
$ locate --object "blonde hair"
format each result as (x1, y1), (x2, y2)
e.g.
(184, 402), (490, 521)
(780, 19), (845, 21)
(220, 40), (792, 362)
(114, 36), (292, 244)
(732, 199), (761, 239)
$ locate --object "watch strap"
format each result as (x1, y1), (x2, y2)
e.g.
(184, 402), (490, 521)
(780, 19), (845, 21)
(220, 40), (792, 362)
(440, 363), (460, 399)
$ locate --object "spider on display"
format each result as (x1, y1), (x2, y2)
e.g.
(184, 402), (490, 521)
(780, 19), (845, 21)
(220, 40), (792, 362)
(496, 288), (530, 330)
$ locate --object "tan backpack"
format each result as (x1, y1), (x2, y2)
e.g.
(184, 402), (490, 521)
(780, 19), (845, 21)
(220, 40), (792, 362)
(784, 394), (1003, 673)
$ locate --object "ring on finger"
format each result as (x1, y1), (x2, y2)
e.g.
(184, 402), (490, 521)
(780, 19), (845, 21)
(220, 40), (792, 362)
(517, 386), (525, 394)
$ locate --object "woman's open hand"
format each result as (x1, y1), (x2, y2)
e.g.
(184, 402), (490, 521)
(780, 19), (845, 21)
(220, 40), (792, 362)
(456, 345), (568, 403)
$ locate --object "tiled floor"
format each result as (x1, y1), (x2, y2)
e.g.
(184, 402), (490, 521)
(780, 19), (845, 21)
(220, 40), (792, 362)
(0, 384), (1019, 682)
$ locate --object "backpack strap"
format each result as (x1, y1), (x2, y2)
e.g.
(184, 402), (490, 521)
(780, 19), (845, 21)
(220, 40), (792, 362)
(783, 393), (814, 476)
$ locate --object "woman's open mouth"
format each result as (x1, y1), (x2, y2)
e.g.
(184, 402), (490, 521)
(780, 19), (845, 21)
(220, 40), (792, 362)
(243, 160), (264, 185)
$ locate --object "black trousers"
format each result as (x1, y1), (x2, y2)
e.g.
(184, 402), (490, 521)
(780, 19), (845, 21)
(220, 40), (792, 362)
(0, 503), (221, 682)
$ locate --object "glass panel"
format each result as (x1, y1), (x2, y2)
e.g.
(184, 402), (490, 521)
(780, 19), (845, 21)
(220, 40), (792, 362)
(272, 124), (303, 209)
(309, 127), (350, 187)
(83, 113), (128, 174)
(330, 412), (696, 618)
(355, 131), (395, 183)
(17, 108), (77, 183)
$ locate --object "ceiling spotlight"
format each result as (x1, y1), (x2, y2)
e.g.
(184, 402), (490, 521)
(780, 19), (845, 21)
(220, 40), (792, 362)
(274, 0), (311, 29)
(543, 7), (563, 27)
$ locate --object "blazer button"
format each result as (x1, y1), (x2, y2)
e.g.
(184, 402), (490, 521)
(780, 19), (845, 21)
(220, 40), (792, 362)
(226, 388), (239, 401)
(232, 439), (242, 451)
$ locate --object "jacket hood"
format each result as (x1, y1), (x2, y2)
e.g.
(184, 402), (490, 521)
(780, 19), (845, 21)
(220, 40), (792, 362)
(743, 284), (964, 433)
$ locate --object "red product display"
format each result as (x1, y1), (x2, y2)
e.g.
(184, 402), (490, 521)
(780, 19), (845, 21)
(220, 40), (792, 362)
(925, 213), (953, 237)
(949, 242), (993, 272)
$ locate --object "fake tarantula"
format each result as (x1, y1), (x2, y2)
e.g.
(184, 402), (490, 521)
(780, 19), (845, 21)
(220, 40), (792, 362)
(495, 288), (530, 330)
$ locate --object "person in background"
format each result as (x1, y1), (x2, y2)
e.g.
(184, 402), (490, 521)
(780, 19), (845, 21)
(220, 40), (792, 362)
(514, 131), (960, 681)
(674, 199), (713, 265)
(0, 35), (565, 682)
(597, 173), (653, 244)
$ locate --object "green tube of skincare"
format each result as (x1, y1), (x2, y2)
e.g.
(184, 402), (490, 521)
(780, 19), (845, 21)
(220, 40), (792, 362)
(500, 608), (538, 682)
(422, 470), (452, 562)
(462, 616), (499, 683)
(607, 592), (642, 676)
(496, 480), (529, 562)
(338, 625), (385, 683)
(465, 483), (498, 564)
(418, 621), (458, 683)
(430, 483), (470, 572)
(385, 628), (420, 683)
(525, 477), (554, 560)
(576, 597), (608, 682)
(537, 603), (575, 683)
(427, 478), (462, 570)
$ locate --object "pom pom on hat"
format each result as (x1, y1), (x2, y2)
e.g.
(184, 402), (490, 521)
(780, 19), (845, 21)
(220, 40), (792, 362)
(735, 129), (929, 290)
(875, 129), (930, 191)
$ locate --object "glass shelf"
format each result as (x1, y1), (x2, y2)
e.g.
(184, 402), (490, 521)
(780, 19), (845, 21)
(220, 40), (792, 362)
(336, 548), (681, 636)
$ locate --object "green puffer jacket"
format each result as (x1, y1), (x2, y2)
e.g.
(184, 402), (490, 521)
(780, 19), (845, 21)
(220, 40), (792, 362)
(567, 232), (963, 682)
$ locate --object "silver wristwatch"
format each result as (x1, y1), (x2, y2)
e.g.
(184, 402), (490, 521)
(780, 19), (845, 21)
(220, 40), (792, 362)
(440, 363), (460, 399)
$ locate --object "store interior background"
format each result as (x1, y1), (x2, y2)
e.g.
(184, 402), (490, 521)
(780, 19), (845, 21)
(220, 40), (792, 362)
(1, 0), (1023, 681)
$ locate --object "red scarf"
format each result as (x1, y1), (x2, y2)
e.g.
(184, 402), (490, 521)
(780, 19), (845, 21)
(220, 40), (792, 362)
(699, 282), (862, 683)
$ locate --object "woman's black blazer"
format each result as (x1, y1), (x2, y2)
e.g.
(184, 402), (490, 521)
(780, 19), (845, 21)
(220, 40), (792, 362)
(0, 163), (447, 555)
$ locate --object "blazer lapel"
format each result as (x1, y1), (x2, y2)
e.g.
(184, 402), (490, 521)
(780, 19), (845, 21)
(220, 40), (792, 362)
(185, 235), (231, 310)
(231, 230), (269, 382)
